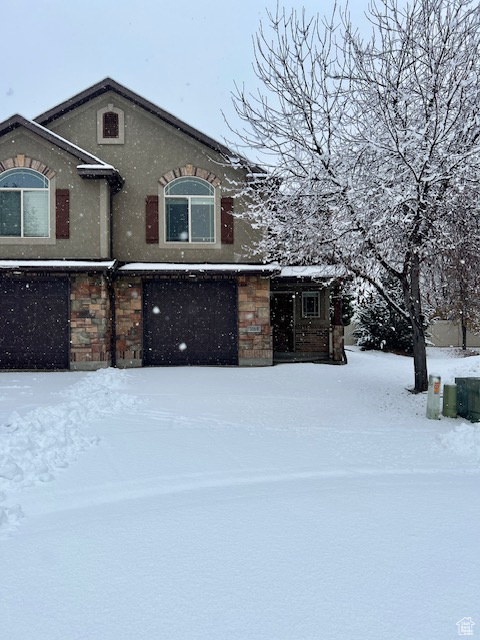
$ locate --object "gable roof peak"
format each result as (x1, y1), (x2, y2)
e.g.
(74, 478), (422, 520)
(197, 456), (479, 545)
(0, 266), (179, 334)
(35, 78), (232, 157)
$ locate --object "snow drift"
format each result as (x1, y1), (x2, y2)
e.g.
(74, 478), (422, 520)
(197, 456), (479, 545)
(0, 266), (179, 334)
(0, 368), (136, 534)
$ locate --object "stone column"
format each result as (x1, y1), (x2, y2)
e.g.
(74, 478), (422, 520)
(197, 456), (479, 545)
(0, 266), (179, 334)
(70, 275), (111, 370)
(237, 275), (273, 366)
(115, 277), (143, 368)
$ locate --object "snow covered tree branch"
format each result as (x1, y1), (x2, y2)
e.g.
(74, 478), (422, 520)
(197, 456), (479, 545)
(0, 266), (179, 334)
(230, 0), (480, 392)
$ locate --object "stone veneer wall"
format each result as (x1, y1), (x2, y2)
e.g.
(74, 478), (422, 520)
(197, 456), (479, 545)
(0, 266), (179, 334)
(238, 275), (273, 366)
(70, 275), (111, 370)
(115, 277), (143, 367)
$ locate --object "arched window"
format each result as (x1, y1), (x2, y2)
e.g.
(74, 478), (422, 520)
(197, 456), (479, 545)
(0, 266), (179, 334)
(97, 104), (124, 144)
(103, 111), (119, 139)
(165, 177), (215, 243)
(0, 168), (49, 237)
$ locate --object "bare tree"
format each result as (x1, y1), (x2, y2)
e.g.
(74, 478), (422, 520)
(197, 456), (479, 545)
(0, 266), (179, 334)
(432, 213), (480, 350)
(230, 0), (480, 392)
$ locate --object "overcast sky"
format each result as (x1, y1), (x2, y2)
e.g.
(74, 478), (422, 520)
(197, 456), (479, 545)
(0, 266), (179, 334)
(2, 1), (372, 152)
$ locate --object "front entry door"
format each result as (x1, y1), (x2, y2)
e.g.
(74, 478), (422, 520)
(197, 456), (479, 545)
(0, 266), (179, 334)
(271, 293), (295, 353)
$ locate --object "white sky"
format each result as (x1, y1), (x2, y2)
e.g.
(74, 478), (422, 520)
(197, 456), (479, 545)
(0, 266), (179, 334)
(1, 1), (372, 151)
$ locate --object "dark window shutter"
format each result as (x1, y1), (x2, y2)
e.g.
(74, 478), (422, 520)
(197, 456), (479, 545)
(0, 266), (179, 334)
(221, 196), (234, 244)
(56, 189), (70, 239)
(146, 195), (159, 244)
(103, 112), (119, 138)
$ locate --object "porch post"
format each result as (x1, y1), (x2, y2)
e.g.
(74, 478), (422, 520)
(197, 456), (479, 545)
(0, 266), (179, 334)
(332, 284), (345, 364)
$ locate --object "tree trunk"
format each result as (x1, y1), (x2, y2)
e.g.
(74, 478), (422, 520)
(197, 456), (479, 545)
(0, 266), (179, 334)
(404, 255), (428, 392)
(462, 322), (467, 351)
(411, 315), (428, 392)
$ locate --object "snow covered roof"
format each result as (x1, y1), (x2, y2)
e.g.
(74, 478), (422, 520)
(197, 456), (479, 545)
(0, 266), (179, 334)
(118, 263), (280, 275)
(277, 266), (347, 279)
(31, 120), (113, 167)
(77, 163), (116, 171)
(0, 115), (123, 191)
(0, 115), (110, 167)
(76, 164), (124, 191)
(0, 260), (344, 279)
(0, 260), (116, 271)
(118, 263), (345, 279)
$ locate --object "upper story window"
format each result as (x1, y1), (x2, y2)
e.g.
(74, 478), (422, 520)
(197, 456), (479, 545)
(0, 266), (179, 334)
(0, 168), (49, 237)
(165, 177), (215, 243)
(97, 104), (125, 144)
(103, 111), (119, 138)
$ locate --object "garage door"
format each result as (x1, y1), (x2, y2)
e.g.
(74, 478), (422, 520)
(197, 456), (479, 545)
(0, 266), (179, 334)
(0, 278), (70, 370)
(143, 280), (238, 365)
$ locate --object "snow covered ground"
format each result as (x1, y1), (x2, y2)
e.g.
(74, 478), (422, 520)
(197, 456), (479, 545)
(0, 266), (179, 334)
(0, 348), (479, 640)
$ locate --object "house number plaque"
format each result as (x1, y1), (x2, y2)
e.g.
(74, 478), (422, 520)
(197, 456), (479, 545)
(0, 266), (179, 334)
(246, 325), (262, 334)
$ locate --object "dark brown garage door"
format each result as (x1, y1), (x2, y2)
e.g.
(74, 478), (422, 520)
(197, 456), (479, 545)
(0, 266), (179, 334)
(0, 278), (70, 370)
(143, 280), (238, 365)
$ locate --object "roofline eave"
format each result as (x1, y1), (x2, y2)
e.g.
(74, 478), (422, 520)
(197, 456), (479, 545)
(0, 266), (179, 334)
(34, 78), (265, 173)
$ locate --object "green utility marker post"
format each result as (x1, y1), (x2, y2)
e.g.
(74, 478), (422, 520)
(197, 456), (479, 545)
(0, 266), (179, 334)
(426, 374), (441, 419)
(442, 384), (457, 418)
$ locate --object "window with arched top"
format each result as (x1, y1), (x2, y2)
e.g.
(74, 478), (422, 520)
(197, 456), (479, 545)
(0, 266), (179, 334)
(97, 104), (125, 144)
(103, 111), (119, 139)
(165, 177), (215, 243)
(0, 168), (49, 237)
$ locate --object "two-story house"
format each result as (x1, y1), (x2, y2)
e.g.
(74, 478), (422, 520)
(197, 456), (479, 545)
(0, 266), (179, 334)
(0, 79), (344, 370)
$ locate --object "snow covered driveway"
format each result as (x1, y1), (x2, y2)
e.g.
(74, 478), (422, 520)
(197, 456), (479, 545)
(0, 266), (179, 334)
(1, 350), (479, 639)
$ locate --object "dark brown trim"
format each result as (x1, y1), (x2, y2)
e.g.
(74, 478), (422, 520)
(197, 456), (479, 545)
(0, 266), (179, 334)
(77, 166), (124, 193)
(221, 196), (234, 244)
(55, 189), (70, 239)
(145, 195), (159, 244)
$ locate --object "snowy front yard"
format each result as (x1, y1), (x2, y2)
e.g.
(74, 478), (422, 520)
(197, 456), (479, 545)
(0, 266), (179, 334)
(1, 349), (479, 640)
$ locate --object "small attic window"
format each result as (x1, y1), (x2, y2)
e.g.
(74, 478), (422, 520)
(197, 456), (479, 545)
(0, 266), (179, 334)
(103, 112), (119, 138)
(97, 104), (124, 144)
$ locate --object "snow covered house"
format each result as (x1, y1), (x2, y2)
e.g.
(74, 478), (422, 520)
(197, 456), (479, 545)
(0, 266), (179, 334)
(0, 78), (344, 370)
